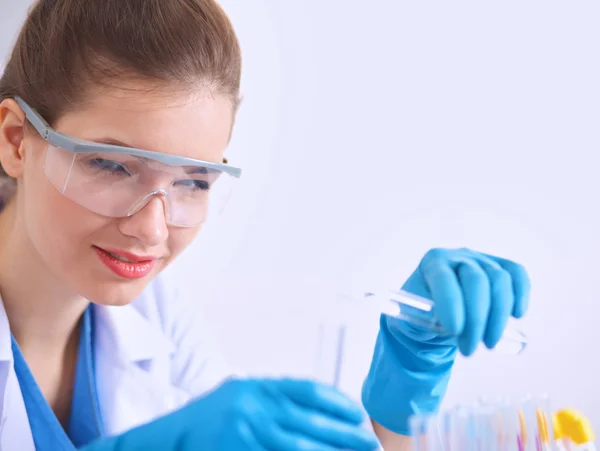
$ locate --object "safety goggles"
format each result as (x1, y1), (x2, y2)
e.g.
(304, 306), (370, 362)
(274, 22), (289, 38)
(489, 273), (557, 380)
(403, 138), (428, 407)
(15, 97), (242, 228)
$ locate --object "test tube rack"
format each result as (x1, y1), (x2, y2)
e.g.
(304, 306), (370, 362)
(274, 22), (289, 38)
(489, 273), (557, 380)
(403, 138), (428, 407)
(409, 396), (595, 451)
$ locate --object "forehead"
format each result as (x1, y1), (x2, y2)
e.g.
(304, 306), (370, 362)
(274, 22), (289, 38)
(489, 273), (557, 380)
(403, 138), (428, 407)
(52, 86), (234, 163)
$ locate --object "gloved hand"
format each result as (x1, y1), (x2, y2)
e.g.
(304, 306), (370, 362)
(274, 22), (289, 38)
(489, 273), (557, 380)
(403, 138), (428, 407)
(82, 377), (381, 451)
(362, 247), (531, 435)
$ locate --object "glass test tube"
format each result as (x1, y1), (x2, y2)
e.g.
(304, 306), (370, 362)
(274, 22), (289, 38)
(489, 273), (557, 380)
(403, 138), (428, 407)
(409, 414), (428, 451)
(352, 289), (528, 355)
(498, 400), (522, 451)
(475, 405), (501, 451)
(535, 394), (556, 451)
(313, 320), (346, 388)
(479, 397), (522, 451)
(410, 414), (443, 451)
(449, 399), (523, 451)
(520, 395), (542, 451)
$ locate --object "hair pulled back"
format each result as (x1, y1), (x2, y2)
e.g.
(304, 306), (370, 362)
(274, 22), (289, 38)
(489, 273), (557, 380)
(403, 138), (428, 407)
(0, 0), (242, 203)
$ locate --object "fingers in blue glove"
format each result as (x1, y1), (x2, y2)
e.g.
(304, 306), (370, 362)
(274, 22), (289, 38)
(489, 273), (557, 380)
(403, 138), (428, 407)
(419, 255), (465, 336)
(274, 378), (365, 424)
(202, 378), (378, 451)
(456, 260), (492, 355)
(465, 253), (515, 350)
(480, 252), (531, 318)
(84, 378), (379, 451)
(253, 380), (379, 450)
(417, 248), (531, 356)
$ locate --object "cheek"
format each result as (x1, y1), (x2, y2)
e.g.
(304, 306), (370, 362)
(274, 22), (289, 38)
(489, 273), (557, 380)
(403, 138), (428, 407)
(21, 152), (109, 267)
(166, 227), (201, 262)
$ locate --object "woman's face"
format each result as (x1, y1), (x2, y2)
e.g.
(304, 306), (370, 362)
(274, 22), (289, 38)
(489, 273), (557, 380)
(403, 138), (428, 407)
(15, 87), (234, 305)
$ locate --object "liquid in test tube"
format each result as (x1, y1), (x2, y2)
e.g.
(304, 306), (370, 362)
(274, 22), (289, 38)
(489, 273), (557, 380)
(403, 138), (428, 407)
(520, 395), (544, 451)
(409, 414), (425, 451)
(498, 400), (522, 451)
(474, 405), (501, 451)
(535, 394), (555, 451)
(412, 414), (448, 451)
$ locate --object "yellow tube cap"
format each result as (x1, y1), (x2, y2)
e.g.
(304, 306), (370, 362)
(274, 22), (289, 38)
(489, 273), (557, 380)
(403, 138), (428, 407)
(554, 409), (595, 445)
(552, 413), (565, 440)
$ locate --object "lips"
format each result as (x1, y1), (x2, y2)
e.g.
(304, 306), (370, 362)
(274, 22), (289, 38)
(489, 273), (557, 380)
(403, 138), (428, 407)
(94, 246), (158, 279)
(101, 248), (155, 263)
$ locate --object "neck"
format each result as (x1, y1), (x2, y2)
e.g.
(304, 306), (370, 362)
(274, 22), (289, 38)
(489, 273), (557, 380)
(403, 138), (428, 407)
(0, 199), (88, 352)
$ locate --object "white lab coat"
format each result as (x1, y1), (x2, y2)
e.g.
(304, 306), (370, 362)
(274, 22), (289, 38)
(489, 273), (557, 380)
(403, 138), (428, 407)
(0, 273), (230, 450)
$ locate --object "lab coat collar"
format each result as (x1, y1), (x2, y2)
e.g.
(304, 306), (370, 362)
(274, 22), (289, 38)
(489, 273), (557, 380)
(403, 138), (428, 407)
(0, 299), (10, 362)
(0, 295), (175, 364)
(94, 303), (175, 364)
(0, 292), (182, 446)
(93, 297), (189, 435)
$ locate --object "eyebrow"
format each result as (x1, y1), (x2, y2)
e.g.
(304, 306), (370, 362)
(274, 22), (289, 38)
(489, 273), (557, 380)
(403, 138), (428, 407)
(187, 166), (211, 175)
(90, 136), (220, 174)
(90, 137), (135, 148)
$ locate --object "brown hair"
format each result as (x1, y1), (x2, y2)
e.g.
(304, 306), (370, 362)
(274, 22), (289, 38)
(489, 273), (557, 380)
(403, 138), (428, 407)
(0, 0), (242, 193)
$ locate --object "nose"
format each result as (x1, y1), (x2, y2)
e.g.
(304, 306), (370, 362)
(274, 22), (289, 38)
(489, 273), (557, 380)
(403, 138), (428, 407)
(119, 197), (169, 246)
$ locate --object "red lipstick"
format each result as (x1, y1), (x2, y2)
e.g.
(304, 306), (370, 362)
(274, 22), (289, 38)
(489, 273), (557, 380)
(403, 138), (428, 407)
(94, 246), (156, 279)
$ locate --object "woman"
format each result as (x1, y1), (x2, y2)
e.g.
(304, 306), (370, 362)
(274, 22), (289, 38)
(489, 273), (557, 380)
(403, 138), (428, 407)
(0, 0), (530, 450)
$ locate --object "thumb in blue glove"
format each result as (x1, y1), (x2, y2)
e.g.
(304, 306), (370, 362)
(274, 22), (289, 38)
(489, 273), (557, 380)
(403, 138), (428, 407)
(362, 248), (531, 435)
(83, 377), (381, 451)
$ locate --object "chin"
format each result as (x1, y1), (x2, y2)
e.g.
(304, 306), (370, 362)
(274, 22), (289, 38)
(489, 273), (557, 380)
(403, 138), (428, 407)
(83, 279), (151, 306)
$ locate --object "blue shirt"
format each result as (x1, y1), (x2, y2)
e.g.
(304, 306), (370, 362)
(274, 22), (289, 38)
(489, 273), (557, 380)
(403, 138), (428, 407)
(11, 306), (104, 450)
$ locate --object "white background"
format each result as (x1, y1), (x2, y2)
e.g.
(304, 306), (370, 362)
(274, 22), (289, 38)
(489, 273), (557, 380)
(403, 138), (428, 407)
(2, 0), (599, 428)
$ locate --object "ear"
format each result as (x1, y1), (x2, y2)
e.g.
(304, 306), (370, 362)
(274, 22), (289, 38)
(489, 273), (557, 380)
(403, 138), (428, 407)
(0, 98), (27, 179)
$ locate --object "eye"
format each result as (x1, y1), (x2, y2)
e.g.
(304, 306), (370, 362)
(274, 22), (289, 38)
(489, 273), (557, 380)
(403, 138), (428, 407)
(174, 179), (210, 191)
(87, 158), (130, 175)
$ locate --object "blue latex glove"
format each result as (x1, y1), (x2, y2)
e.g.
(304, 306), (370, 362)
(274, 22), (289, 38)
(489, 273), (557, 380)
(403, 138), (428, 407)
(362, 247), (531, 435)
(82, 377), (381, 451)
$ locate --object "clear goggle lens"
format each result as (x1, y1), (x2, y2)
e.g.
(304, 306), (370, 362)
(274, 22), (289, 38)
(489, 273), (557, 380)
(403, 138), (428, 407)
(43, 145), (236, 227)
